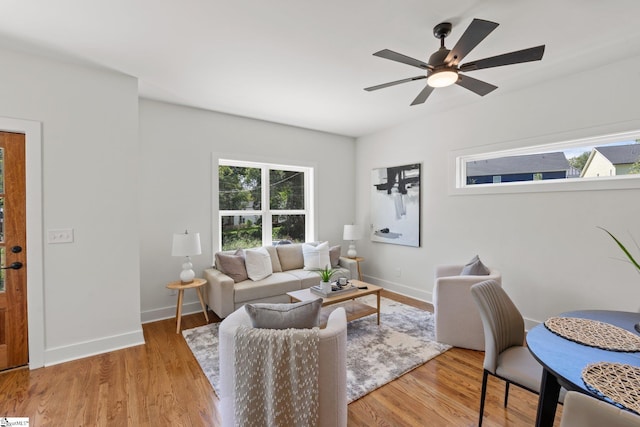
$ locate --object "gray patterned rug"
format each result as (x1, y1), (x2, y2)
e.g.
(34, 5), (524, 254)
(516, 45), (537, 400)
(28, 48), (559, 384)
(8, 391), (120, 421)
(182, 296), (450, 403)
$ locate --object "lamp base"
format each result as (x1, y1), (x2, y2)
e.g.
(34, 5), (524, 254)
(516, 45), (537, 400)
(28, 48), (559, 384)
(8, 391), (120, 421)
(180, 258), (195, 283)
(347, 242), (357, 258)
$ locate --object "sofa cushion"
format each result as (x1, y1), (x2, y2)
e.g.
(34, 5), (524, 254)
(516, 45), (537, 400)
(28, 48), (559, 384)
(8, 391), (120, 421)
(245, 298), (323, 329)
(234, 272), (302, 303)
(460, 255), (490, 276)
(215, 249), (248, 283)
(264, 246), (283, 272)
(276, 243), (305, 271)
(245, 247), (273, 281)
(329, 245), (341, 268)
(302, 241), (331, 270)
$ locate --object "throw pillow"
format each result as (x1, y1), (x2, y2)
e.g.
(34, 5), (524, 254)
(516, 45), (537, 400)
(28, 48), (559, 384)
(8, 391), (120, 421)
(329, 245), (341, 268)
(264, 246), (283, 272)
(460, 255), (491, 276)
(302, 241), (331, 270)
(245, 298), (323, 329)
(215, 250), (248, 283)
(276, 243), (305, 271)
(244, 247), (273, 281)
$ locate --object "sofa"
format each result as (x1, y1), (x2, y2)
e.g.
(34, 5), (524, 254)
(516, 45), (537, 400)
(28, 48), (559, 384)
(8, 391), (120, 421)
(205, 242), (358, 318)
(219, 305), (348, 427)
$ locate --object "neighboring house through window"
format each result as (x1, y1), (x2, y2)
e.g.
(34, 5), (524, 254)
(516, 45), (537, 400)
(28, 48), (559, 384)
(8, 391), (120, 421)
(455, 131), (640, 193)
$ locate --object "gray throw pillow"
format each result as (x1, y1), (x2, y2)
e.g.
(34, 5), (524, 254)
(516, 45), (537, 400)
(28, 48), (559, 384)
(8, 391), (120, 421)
(245, 298), (323, 329)
(215, 250), (248, 283)
(460, 255), (491, 276)
(329, 245), (341, 268)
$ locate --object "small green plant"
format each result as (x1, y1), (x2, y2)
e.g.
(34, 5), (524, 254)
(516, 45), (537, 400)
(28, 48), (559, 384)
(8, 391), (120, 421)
(312, 264), (339, 282)
(599, 226), (640, 274)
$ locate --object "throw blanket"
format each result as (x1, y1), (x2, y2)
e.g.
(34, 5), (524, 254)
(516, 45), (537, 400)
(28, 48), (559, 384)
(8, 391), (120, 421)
(234, 326), (320, 427)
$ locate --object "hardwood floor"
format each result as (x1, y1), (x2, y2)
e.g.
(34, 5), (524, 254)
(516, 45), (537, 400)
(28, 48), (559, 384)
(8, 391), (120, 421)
(0, 291), (562, 426)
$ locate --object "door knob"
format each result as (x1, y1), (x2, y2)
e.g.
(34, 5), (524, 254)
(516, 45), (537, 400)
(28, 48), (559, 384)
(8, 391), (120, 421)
(1, 261), (23, 270)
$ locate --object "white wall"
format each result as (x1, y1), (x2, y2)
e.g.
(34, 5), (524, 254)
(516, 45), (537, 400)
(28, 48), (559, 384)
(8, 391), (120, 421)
(138, 99), (355, 321)
(0, 47), (143, 365)
(356, 55), (640, 326)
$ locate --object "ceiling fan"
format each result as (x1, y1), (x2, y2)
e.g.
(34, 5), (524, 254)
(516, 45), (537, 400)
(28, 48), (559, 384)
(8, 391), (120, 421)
(365, 18), (545, 105)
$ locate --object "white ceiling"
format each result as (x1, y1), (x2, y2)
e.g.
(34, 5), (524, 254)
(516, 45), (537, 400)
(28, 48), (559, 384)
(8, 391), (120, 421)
(1, 0), (639, 137)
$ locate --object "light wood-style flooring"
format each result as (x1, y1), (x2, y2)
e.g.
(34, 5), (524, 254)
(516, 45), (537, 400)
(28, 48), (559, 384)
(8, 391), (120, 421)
(0, 290), (562, 426)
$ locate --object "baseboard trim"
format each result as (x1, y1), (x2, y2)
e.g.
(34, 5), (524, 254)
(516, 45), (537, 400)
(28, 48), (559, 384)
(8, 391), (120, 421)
(44, 328), (145, 367)
(361, 274), (432, 303)
(141, 301), (205, 324)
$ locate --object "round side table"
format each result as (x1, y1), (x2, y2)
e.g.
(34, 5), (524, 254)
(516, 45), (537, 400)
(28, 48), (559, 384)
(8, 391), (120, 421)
(166, 277), (209, 334)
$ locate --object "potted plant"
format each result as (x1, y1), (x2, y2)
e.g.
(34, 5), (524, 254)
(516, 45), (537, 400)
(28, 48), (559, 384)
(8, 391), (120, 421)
(312, 264), (339, 293)
(599, 227), (640, 274)
(599, 226), (640, 332)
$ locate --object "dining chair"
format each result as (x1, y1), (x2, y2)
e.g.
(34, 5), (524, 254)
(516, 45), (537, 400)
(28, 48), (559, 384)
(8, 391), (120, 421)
(560, 391), (640, 427)
(470, 279), (561, 427)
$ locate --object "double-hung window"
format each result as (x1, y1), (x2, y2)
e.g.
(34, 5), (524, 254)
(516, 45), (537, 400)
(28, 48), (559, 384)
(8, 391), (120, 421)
(217, 159), (313, 250)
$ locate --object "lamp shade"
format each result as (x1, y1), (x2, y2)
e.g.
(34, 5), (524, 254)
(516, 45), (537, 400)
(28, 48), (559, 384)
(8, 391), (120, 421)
(343, 224), (361, 241)
(172, 231), (202, 257)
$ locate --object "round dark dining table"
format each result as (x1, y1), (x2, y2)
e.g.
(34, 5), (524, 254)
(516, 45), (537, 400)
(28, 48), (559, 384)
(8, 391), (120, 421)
(526, 310), (640, 427)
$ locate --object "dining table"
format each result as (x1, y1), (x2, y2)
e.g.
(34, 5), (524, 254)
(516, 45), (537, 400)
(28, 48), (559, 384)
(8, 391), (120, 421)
(526, 310), (640, 427)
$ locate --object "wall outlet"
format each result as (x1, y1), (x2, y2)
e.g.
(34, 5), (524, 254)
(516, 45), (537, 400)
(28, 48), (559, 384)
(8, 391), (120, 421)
(169, 289), (177, 296)
(47, 228), (74, 244)
(394, 267), (401, 278)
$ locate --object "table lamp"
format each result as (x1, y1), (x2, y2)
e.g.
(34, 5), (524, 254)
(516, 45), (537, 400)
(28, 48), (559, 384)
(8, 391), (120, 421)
(343, 224), (361, 258)
(172, 230), (202, 283)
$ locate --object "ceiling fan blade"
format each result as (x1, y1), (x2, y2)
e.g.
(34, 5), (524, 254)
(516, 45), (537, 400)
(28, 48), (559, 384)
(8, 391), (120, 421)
(444, 19), (499, 66)
(459, 45), (545, 72)
(364, 76), (426, 91)
(410, 84), (435, 105)
(373, 49), (432, 70)
(455, 74), (498, 96)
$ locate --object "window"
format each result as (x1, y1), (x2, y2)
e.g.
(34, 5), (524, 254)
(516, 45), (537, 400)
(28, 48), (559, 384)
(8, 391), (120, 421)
(453, 130), (640, 194)
(218, 159), (313, 250)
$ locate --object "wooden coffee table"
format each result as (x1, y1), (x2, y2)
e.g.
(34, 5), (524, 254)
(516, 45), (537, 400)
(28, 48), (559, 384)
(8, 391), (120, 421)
(287, 280), (382, 325)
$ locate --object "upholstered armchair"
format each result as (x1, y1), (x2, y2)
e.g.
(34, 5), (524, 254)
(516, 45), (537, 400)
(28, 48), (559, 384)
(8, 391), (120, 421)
(218, 306), (348, 427)
(432, 263), (501, 350)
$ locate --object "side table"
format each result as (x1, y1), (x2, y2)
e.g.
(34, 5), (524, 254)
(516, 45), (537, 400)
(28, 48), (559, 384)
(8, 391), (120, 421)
(350, 256), (365, 281)
(167, 278), (209, 334)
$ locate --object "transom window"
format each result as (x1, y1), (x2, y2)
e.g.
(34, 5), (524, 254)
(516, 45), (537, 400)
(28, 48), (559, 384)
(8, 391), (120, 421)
(218, 159), (313, 251)
(454, 130), (640, 193)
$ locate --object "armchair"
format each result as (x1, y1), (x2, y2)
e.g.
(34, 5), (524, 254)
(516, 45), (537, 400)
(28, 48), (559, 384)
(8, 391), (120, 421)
(218, 305), (347, 427)
(432, 264), (501, 350)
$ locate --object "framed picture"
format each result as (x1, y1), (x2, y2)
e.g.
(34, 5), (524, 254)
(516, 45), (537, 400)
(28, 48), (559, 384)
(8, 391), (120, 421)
(370, 163), (421, 247)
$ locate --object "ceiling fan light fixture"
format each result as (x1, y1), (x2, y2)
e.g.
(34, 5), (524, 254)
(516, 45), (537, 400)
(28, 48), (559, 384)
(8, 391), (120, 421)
(427, 69), (458, 88)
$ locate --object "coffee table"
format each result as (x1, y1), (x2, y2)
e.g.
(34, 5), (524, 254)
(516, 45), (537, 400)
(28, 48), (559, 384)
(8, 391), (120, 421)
(287, 280), (382, 325)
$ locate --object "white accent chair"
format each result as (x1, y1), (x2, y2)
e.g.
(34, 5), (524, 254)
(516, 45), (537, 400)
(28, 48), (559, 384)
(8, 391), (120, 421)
(432, 264), (501, 350)
(560, 391), (640, 427)
(218, 306), (348, 427)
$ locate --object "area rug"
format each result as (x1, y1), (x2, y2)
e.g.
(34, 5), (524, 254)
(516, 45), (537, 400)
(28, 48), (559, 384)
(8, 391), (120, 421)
(182, 296), (450, 403)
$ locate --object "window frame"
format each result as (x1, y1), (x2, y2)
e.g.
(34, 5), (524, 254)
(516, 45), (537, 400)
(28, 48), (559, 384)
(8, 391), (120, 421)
(215, 157), (315, 252)
(450, 128), (640, 195)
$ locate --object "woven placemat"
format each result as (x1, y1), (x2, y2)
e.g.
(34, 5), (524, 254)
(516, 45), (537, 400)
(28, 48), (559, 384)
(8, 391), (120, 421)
(582, 362), (640, 414)
(544, 317), (640, 352)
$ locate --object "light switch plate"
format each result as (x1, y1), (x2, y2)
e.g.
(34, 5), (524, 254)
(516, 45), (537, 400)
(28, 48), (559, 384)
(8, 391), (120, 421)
(47, 229), (74, 244)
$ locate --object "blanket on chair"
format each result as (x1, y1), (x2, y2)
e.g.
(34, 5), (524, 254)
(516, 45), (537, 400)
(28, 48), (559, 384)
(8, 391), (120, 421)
(234, 326), (320, 427)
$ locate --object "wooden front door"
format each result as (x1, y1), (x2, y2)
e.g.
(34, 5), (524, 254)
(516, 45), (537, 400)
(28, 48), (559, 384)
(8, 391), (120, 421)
(0, 131), (27, 371)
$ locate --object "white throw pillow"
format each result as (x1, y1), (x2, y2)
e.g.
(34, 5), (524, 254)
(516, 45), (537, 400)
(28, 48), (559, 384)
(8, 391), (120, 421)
(302, 241), (331, 270)
(244, 247), (273, 281)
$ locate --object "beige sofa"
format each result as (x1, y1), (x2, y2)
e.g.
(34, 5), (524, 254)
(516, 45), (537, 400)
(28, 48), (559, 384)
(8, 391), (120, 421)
(205, 243), (357, 318)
